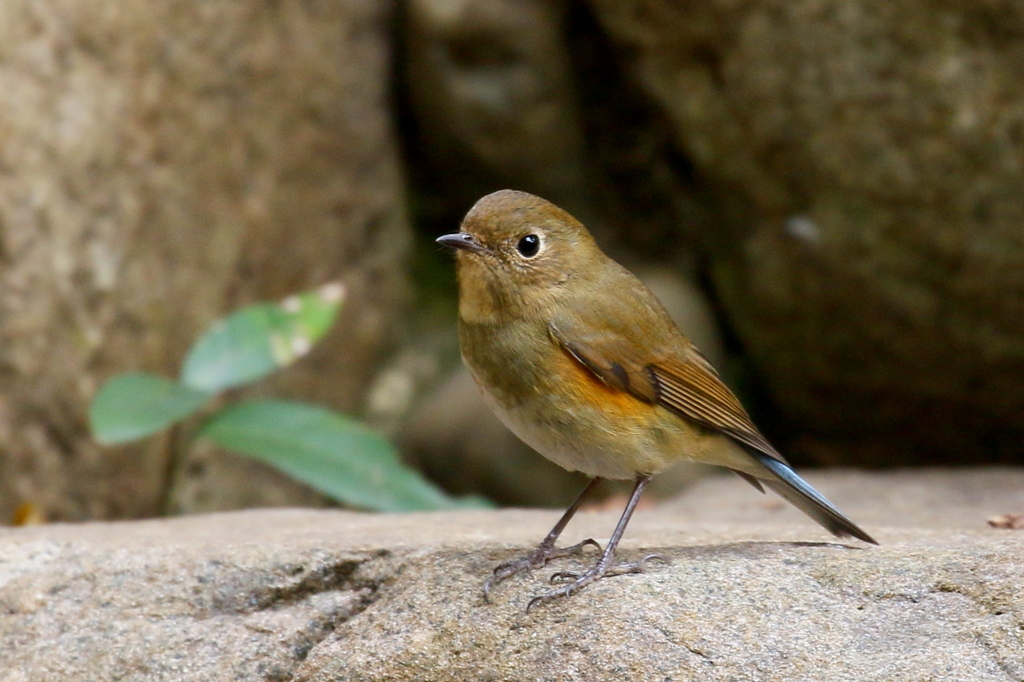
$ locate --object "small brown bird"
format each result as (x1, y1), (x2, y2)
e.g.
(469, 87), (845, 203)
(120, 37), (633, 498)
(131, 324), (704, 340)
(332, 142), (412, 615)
(438, 190), (876, 609)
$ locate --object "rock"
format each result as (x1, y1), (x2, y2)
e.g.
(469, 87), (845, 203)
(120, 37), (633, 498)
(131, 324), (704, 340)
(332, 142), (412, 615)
(2, 470), (1022, 681)
(0, 511), (377, 682)
(0, 0), (409, 521)
(589, 0), (1024, 464)
(404, 0), (593, 222)
(402, 0), (701, 260)
(663, 466), (1024, 531)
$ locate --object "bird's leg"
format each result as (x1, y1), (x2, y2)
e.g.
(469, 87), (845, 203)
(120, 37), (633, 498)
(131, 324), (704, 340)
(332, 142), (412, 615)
(484, 478), (603, 601)
(527, 474), (666, 611)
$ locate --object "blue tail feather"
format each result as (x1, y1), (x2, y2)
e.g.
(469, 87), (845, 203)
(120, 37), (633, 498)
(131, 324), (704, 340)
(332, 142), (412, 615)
(752, 452), (877, 545)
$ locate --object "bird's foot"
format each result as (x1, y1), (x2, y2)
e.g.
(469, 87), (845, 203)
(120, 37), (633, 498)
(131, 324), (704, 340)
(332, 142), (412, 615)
(526, 553), (668, 612)
(483, 538), (601, 602)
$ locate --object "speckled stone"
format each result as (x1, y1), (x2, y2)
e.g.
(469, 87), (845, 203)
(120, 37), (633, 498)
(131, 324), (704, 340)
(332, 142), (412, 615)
(0, 0), (409, 522)
(1, 470), (1022, 681)
(590, 0), (1024, 465)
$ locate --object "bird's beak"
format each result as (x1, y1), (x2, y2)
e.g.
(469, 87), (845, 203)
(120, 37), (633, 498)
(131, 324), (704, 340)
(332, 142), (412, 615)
(436, 232), (489, 255)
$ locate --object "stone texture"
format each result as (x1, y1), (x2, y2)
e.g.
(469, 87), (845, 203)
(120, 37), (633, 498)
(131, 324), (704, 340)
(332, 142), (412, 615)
(2, 470), (1022, 681)
(0, 0), (409, 521)
(589, 0), (1024, 465)
(404, 0), (593, 221)
(664, 466), (1024, 531)
(402, 0), (709, 258)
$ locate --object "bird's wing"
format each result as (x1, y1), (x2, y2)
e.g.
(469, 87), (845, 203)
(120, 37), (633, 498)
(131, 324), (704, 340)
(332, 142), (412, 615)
(549, 318), (787, 464)
(649, 353), (786, 463)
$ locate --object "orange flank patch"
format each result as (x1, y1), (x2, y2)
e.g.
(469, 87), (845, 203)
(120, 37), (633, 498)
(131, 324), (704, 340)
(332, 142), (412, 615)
(555, 347), (656, 420)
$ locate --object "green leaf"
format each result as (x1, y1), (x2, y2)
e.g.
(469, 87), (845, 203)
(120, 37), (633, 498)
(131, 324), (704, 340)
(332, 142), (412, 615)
(91, 373), (212, 445)
(181, 282), (346, 392)
(198, 400), (478, 512)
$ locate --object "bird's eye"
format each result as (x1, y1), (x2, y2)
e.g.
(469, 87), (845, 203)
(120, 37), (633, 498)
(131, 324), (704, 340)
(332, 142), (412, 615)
(516, 234), (541, 258)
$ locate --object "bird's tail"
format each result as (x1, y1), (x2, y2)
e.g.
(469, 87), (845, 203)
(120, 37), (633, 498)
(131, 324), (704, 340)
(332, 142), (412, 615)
(752, 452), (878, 545)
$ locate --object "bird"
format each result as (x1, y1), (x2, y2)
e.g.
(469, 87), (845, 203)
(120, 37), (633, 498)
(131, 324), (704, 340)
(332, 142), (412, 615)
(437, 189), (876, 609)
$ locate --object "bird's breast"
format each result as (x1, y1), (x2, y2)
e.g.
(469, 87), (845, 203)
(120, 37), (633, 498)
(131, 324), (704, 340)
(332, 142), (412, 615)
(458, 317), (708, 479)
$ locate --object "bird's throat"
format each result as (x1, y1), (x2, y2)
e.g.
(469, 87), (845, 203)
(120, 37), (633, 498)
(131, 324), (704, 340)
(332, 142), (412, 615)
(456, 261), (515, 325)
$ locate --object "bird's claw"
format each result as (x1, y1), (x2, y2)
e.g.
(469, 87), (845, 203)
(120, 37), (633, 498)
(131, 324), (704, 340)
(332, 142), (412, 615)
(608, 553), (669, 575)
(526, 553), (670, 612)
(483, 538), (602, 602)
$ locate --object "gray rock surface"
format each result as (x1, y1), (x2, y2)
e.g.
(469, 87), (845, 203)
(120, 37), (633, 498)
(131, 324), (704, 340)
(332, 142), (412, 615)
(667, 466), (1024, 531)
(590, 0), (1024, 465)
(0, 0), (409, 521)
(405, 0), (593, 222)
(2, 470), (1022, 681)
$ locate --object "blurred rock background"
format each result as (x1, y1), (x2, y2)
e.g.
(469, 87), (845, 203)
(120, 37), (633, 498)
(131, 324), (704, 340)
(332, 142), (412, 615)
(0, 0), (409, 521)
(1, 0), (1023, 523)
